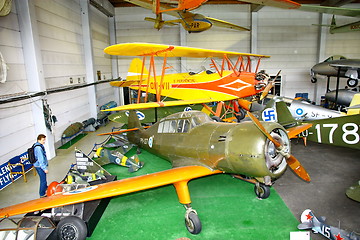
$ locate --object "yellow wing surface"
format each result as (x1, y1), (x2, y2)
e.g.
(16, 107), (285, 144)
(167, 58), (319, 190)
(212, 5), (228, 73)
(104, 42), (270, 58)
(0, 166), (221, 218)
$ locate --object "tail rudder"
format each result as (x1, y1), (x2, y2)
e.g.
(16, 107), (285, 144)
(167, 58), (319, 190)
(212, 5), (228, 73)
(128, 110), (142, 129)
(127, 58), (149, 82)
(127, 110), (142, 144)
(348, 93), (360, 115)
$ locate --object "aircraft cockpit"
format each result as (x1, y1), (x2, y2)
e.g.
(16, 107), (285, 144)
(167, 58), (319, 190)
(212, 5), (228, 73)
(157, 111), (212, 134)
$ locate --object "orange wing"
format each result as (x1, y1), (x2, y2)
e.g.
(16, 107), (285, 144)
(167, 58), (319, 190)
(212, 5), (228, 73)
(0, 166), (221, 218)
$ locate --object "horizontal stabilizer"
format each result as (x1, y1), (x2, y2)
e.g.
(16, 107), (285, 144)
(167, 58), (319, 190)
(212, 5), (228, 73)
(144, 17), (179, 26)
(287, 123), (312, 139)
(297, 222), (313, 230)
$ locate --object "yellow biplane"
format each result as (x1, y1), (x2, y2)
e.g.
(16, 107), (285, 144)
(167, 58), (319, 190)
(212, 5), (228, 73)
(106, 42), (271, 119)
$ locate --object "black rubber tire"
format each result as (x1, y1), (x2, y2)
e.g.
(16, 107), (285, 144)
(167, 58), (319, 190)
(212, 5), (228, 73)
(311, 77), (317, 83)
(185, 211), (202, 235)
(56, 216), (87, 240)
(254, 184), (271, 199)
(347, 78), (358, 88)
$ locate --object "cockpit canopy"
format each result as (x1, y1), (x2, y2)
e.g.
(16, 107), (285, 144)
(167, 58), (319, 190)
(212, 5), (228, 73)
(157, 111), (213, 134)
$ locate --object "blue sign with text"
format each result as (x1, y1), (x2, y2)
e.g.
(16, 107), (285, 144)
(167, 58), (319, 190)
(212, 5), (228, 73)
(0, 152), (33, 190)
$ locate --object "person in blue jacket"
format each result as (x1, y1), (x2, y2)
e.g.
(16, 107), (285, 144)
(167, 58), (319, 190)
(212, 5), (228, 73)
(33, 134), (48, 198)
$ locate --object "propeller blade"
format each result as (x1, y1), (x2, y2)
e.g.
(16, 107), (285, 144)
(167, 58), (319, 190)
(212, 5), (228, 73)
(247, 111), (311, 182)
(260, 70), (281, 101)
(247, 111), (281, 148)
(286, 155), (311, 182)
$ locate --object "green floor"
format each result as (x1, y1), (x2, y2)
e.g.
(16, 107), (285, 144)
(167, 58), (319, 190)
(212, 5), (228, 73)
(89, 150), (300, 240)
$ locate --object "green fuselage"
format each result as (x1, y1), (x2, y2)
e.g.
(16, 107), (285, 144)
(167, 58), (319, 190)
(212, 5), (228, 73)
(127, 111), (289, 182)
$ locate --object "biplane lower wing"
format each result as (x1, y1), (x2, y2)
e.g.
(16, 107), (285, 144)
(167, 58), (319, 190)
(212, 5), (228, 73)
(0, 166), (221, 218)
(102, 98), (233, 112)
(110, 80), (139, 87)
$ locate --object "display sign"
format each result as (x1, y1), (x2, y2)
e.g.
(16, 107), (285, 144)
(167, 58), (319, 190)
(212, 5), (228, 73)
(0, 152), (33, 190)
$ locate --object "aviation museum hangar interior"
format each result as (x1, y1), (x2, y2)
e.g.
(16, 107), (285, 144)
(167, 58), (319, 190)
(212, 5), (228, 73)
(0, 0), (359, 239)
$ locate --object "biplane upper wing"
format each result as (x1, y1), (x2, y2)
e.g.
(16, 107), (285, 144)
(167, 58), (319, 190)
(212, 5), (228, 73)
(0, 166), (221, 218)
(104, 42), (270, 58)
(102, 98), (236, 112)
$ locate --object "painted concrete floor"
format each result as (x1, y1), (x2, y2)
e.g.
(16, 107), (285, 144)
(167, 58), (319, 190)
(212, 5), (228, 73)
(0, 122), (359, 240)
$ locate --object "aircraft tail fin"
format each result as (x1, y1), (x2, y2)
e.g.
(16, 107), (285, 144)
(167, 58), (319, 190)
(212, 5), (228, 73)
(127, 110), (143, 144)
(127, 58), (149, 82)
(347, 93), (360, 115)
(275, 101), (298, 128)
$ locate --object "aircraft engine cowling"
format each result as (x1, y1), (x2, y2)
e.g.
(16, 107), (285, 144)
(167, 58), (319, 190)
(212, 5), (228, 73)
(264, 128), (289, 177)
(218, 122), (289, 181)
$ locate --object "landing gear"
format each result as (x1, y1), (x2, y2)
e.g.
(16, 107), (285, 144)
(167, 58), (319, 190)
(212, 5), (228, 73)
(311, 77), (317, 83)
(56, 216), (87, 240)
(254, 183), (271, 199)
(184, 205), (202, 234)
(233, 175), (272, 199)
(347, 78), (358, 88)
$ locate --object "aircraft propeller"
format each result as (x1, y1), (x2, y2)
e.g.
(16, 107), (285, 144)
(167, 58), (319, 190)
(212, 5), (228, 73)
(247, 111), (311, 182)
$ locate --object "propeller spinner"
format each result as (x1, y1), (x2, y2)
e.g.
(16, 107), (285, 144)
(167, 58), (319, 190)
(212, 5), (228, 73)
(247, 111), (311, 182)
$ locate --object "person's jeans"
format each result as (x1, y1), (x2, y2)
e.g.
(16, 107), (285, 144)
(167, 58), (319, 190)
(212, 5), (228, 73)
(35, 167), (48, 197)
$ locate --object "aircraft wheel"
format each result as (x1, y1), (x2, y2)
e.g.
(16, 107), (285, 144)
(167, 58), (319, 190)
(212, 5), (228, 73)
(185, 211), (202, 234)
(254, 183), (270, 199)
(311, 77), (317, 83)
(56, 216), (87, 240)
(347, 78), (358, 88)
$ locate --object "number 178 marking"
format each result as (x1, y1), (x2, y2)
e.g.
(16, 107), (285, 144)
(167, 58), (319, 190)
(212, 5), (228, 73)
(315, 123), (359, 145)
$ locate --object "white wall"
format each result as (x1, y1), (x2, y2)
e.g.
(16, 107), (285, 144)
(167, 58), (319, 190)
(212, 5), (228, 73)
(0, 0), (115, 164)
(0, 3), (37, 162)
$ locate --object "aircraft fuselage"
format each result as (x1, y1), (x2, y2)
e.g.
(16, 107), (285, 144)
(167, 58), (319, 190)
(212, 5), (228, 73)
(128, 110), (289, 183)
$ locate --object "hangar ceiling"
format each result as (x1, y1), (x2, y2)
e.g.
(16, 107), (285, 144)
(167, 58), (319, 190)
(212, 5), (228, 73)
(108, 0), (360, 8)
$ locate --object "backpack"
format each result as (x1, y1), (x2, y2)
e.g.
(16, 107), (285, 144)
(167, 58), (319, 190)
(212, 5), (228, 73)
(27, 144), (45, 164)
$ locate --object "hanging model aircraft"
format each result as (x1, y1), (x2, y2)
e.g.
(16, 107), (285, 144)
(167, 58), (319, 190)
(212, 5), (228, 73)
(105, 42), (272, 119)
(311, 55), (360, 88)
(0, 110), (311, 235)
(122, 0), (250, 32)
(316, 15), (360, 34)
(237, 0), (360, 34)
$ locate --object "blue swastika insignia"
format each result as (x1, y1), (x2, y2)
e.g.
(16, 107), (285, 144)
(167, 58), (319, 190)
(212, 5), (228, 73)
(262, 108), (277, 122)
